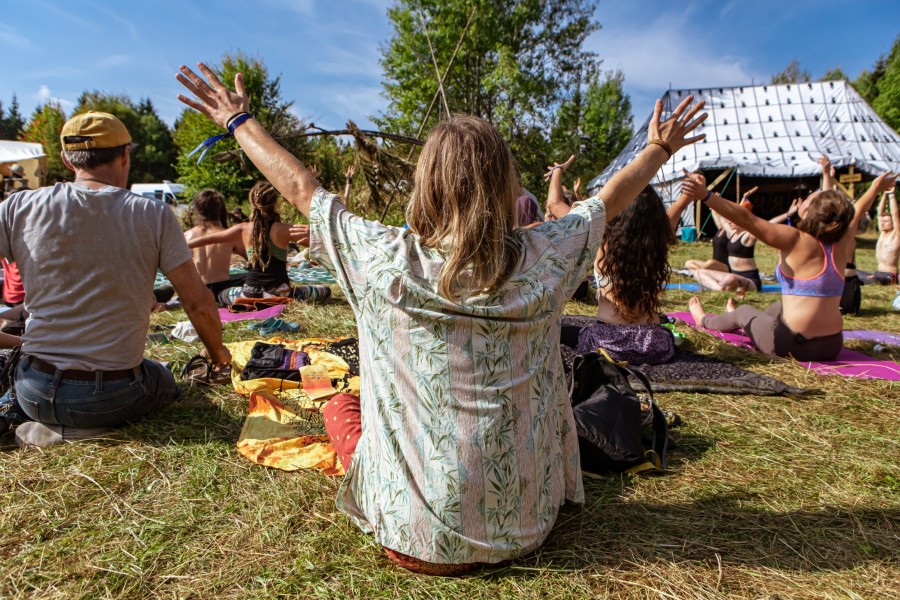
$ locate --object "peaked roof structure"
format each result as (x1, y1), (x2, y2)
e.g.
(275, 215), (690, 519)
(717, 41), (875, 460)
(588, 80), (900, 193)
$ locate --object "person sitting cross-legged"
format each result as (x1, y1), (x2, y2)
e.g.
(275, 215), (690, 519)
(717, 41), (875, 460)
(0, 111), (231, 446)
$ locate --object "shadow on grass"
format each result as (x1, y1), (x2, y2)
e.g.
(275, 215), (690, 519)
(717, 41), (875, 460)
(526, 492), (899, 573)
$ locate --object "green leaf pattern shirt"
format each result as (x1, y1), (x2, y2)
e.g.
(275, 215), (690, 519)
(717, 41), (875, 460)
(309, 188), (606, 564)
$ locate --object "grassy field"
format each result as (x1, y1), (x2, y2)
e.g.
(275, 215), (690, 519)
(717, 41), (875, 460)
(2, 234), (898, 599)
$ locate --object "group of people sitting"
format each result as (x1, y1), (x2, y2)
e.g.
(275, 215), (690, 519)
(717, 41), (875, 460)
(0, 59), (896, 576)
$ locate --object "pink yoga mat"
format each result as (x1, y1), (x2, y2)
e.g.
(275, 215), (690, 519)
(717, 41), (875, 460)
(668, 311), (900, 381)
(218, 304), (286, 323)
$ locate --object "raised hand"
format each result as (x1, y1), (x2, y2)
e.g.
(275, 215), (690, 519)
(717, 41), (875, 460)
(573, 177), (582, 200)
(873, 172), (898, 194)
(176, 63), (250, 129)
(742, 186), (760, 199)
(788, 198), (801, 217)
(682, 177), (707, 201)
(345, 164), (356, 180)
(543, 155), (576, 181)
(649, 95), (707, 155)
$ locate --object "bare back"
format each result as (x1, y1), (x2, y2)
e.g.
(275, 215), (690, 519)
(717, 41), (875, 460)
(185, 223), (242, 284)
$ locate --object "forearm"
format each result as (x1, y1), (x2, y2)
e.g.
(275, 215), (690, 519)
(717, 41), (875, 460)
(233, 119), (319, 216)
(891, 194), (900, 231)
(598, 145), (669, 220)
(667, 191), (694, 234)
(852, 185), (881, 225)
(181, 292), (229, 363)
(705, 194), (757, 232)
(343, 178), (352, 201)
(546, 170), (572, 218)
(0, 331), (21, 349)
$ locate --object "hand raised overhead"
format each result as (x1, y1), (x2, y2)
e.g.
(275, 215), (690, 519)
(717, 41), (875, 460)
(649, 95), (707, 155)
(543, 155), (576, 180)
(176, 63), (250, 129)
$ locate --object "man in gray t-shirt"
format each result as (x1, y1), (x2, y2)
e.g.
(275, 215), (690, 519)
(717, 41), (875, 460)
(0, 112), (231, 446)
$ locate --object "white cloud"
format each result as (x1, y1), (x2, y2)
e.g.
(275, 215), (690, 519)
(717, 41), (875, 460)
(587, 18), (763, 94)
(586, 7), (767, 120)
(0, 23), (34, 50)
(34, 85), (74, 109)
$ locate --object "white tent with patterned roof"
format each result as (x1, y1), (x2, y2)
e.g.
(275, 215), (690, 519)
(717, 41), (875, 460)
(587, 80), (900, 231)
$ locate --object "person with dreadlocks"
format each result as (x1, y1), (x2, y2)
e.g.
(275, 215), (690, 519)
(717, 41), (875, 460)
(186, 181), (330, 302)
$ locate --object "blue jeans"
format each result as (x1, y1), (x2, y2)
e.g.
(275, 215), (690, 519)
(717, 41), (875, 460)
(14, 356), (180, 429)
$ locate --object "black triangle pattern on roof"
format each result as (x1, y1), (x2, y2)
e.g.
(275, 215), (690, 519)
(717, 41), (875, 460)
(588, 80), (900, 193)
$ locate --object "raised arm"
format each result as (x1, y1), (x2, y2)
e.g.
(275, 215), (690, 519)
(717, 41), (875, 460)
(598, 96), (706, 220)
(544, 155), (576, 219)
(176, 63), (320, 217)
(343, 164), (355, 202)
(667, 182), (695, 234)
(854, 172), (898, 230)
(682, 173), (799, 252)
(186, 223), (244, 249)
(818, 155), (835, 191)
(768, 198), (801, 224)
(891, 191), (900, 234)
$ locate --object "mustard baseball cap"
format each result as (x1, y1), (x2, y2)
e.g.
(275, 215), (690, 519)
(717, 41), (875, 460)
(60, 112), (132, 151)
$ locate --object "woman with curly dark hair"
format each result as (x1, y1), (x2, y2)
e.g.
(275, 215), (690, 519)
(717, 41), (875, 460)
(547, 162), (677, 364)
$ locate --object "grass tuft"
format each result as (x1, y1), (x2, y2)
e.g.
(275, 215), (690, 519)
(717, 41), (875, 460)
(2, 233), (898, 597)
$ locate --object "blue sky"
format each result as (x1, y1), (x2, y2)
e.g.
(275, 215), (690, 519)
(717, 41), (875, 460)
(3, 0), (899, 132)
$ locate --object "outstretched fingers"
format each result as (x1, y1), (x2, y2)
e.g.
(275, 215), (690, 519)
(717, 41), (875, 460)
(669, 95), (694, 119)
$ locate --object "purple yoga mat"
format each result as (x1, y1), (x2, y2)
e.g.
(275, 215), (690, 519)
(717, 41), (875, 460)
(668, 311), (900, 381)
(843, 330), (900, 347)
(218, 304), (286, 323)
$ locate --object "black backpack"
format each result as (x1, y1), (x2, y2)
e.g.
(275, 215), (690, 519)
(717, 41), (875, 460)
(569, 351), (670, 476)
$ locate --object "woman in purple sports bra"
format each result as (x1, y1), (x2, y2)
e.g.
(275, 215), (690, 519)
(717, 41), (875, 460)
(681, 170), (897, 362)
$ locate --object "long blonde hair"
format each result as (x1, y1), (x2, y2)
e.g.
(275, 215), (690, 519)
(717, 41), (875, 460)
(406, 115), (521, 299)
(248, 181), (281, 270)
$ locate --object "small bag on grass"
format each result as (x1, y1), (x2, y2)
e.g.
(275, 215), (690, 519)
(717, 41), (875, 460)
(240, 342), (311, 382)
(570, 351), (671, 476)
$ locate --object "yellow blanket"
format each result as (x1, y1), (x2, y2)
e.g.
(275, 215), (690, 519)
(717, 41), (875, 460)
(228, 337), (359, 475)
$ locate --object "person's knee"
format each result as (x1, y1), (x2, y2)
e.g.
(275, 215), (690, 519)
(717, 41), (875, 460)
(139, 359), (180, 407)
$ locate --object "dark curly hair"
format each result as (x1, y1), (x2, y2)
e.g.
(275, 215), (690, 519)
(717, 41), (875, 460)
(596, 185), (675, 323)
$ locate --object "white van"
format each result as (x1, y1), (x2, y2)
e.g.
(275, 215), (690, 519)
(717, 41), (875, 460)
(130, 181), (188, 219)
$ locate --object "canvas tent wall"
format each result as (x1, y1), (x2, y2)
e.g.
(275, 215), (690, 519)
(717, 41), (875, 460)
(587, 80), (900, 235)
(0, 141), (47, 193)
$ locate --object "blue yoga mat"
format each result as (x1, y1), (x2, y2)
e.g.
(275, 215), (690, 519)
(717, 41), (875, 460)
(664, 282), (781, 293)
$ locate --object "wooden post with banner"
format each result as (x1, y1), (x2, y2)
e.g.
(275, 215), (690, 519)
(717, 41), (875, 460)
(839, 165), (862, 198)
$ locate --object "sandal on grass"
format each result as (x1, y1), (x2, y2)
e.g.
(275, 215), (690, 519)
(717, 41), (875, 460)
(181, 355), (232, 386)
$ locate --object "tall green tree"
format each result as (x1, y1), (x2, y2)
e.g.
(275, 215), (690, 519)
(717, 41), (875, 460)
(0, 95), (26, 140)
(820, 67), (849, 82)
(21, 102), (68, 182)
(72, 92), (176, 183)
(871, 34), (900, 133)
(174, 51), (307, 206)
(551, 70), (633, 184)
(379, 0), (600, 191)
(771, 59), (811, 84)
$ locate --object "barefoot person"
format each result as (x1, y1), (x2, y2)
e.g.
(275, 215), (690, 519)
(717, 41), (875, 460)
(186, 181), (330, 303)
(684, 170), (897, 362)
(176, 61), (706, 573)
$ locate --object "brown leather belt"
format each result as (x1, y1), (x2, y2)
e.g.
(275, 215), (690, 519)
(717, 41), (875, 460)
(27, 356), (136, 381)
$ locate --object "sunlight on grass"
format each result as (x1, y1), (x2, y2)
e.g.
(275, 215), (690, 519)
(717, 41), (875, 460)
(1, 234), (898, 598)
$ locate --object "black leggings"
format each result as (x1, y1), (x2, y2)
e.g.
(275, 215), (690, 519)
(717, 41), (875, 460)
(702, 302), (843, 362)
